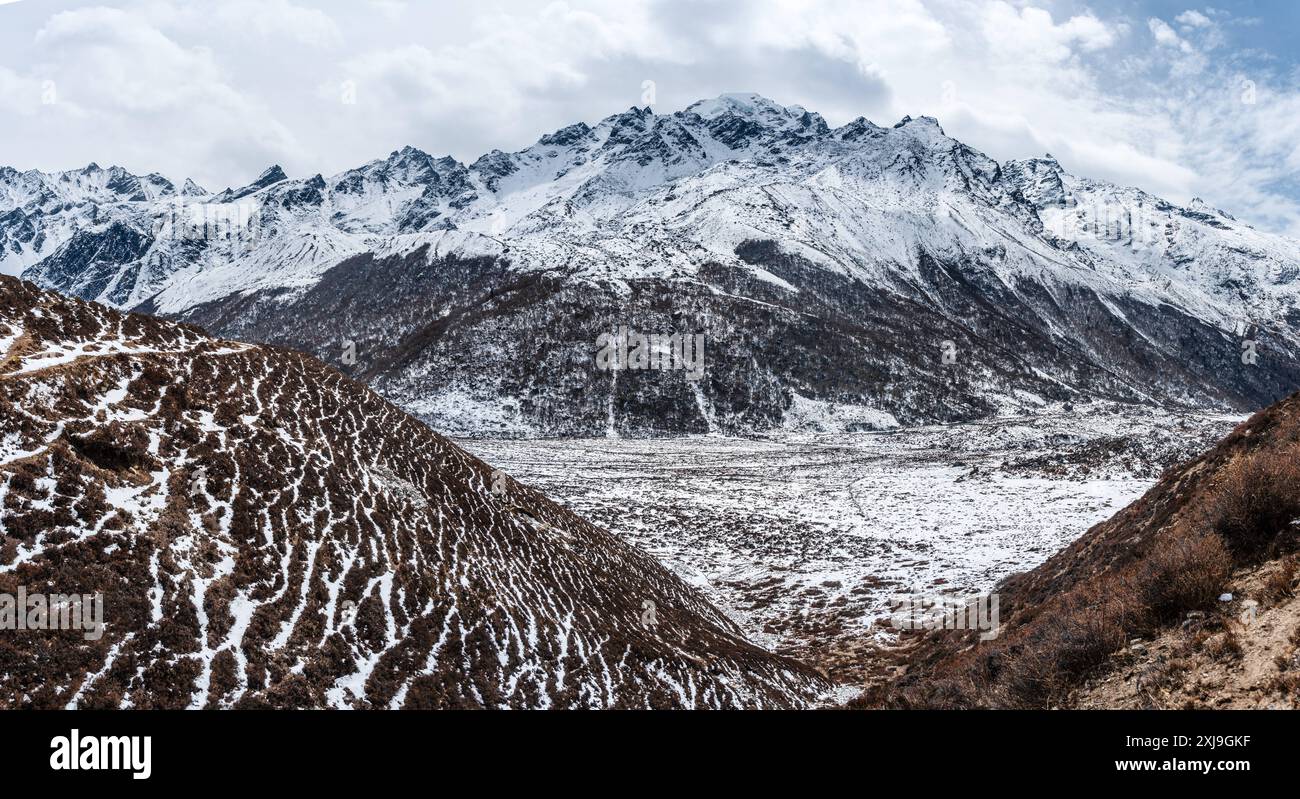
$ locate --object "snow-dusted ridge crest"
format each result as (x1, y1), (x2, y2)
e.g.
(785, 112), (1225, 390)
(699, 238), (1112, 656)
(7, 93), (1300, 435)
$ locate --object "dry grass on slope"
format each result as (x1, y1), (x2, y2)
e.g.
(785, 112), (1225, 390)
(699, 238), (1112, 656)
(856, 393), (1300, 709)
(1072, 553), (1300, 709)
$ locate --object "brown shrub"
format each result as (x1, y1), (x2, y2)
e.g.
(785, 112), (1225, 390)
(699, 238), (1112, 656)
(1136, 657), (1190, 707)
(1261, 556), (1298, 605)
(1199, 629), (1243, 662)
(66, 425), (156, 473)
(1266, 672), (1300, 703)
(1137, 532), (1233, 625)
(1207, 449), (1300, 561)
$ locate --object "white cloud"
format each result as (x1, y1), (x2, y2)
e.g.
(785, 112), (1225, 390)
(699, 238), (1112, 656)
(1148, 18), (1193, 52)
(15, 6), (303, 187)
(367, 0), (407, 21)
(322, 0), (680, 162)
(139, 0), (343, 48)
(1175, 9), (1213, 29)
(0, 65), (41, 116)
(980, 3), (1115, 62)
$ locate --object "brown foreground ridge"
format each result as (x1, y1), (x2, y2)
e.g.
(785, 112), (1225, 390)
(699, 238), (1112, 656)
(857, 390), (1300, 709)
(0, 276), (828, 708)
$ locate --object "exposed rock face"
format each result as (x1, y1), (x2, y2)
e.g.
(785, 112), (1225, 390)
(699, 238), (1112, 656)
(9, 94), (1300, 435)
(0, 276), (827, 708)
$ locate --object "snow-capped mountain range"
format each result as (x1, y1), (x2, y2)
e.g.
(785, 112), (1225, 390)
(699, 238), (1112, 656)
(6, 93), (1299, 435)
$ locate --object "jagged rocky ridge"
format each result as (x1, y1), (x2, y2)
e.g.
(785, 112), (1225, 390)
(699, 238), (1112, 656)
(9, 94), (1300, 435)
(0, 276), (827, 708)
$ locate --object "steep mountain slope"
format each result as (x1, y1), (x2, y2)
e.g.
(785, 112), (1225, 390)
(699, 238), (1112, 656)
(0, 163), (177, 281)
(859, 389), (1300, 709)
(0, 276), (827, 708)
(11, 94), (1300, 434)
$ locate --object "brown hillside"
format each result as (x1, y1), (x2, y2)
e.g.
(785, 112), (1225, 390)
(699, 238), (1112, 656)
(0, 276), (828, 708)
(859, 392), (1300, 709)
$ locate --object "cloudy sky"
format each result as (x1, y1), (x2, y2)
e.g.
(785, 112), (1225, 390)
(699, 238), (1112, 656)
(1, 0), (1298, 235)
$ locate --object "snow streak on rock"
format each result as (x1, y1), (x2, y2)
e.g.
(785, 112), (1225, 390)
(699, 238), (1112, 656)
(0, 276), (826, 708)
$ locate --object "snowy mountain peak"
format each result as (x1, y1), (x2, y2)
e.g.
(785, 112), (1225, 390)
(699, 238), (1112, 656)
(900, 114), (944, 133)
(834, 116), (887, 142)
(538, 121), (593, 147)
(686, 92), (793, 121)
(254, 164), (288, 185)
(384, 145), (440, 171)
(681, 92), (831, 139)
(214, 165), (289, 203)
(392, 144), (430, 159)
(887, 114), (949, 143)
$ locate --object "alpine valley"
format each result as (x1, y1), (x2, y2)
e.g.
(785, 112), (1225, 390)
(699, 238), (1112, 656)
(5, 93), (1300, 436)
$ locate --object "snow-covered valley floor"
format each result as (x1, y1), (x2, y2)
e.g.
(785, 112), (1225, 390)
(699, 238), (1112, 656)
(461, 405), (1240, 682)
